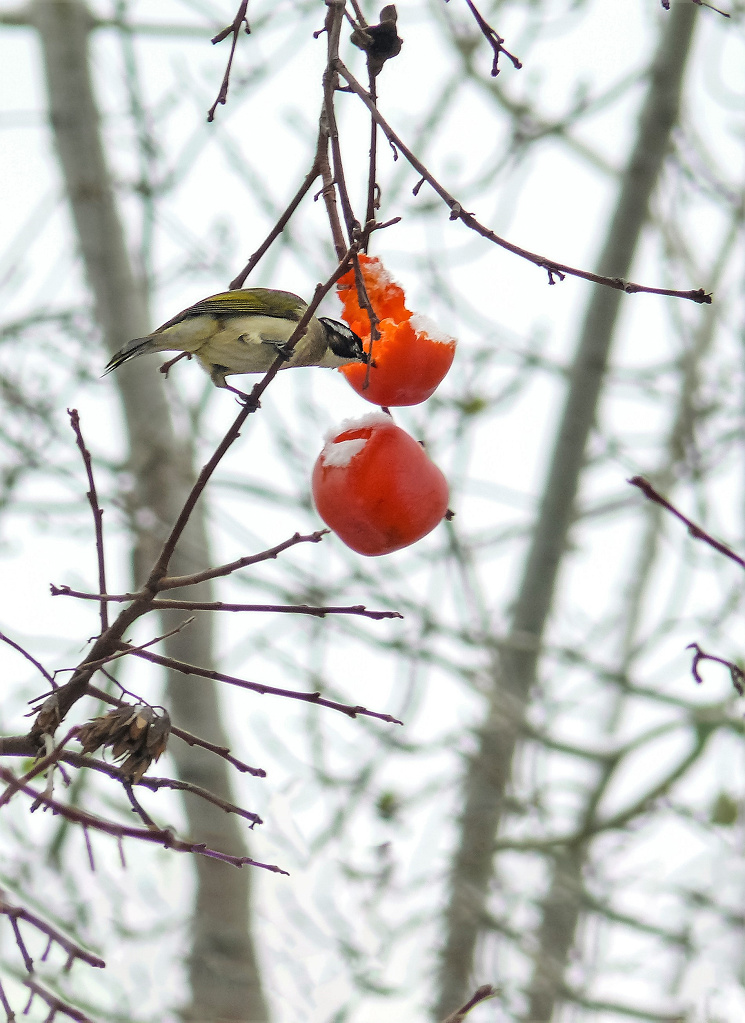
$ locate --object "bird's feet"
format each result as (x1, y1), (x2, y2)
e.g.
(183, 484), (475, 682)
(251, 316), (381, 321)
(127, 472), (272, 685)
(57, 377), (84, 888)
(212, 366), (261, 409)
(224, 382), (260, 410)
(261, 338), (294, 362)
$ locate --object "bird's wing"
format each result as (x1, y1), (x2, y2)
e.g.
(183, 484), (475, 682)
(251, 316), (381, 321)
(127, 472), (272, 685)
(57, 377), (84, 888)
(154, 289), (307, 333)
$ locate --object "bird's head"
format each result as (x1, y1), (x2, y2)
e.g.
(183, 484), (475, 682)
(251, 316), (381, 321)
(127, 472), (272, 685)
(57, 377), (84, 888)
(318, 318), (367, 367)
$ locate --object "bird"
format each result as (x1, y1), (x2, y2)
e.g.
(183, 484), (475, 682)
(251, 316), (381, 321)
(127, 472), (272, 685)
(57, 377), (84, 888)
(105, 287), (366, 396)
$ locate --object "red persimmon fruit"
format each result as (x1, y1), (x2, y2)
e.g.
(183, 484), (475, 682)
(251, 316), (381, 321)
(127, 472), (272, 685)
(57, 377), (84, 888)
(312, 413), (449, 556)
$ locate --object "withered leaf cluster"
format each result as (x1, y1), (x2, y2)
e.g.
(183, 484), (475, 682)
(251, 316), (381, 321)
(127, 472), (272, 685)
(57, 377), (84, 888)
(350, 5), (403, 77)
(77, 704), (171, 783)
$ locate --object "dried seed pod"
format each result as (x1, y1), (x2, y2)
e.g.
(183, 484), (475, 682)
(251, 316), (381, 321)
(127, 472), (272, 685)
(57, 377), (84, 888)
(77, 704), (171, 781)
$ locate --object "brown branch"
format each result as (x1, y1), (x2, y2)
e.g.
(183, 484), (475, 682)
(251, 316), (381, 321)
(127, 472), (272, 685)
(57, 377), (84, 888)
(0, 890), (105, 971)
(334, 60), (711, 305)
(134, 776), (262, 825)
(121, 644), (404, 725)
(440, 984), (499, 1023)
(349, 249), (382, 381)
(364, 69), (379, 234)
(207, 0), (250, 122)
(628, 476), (745, 570)
(0, 768), (288, 874)
(145, 250), (357, 589)
(661, 0), (730, 16)
(0, 976), (15, 1022)
(144, 405), (254, 585)
(323, 2), (359, 246)
(9, 913), (32, 973)
(317, 79), (348, 256)
(690, 0), (730, 15)
(84, 684), (267, 777)
(57, 750), (263, 825)
(123, 782), (158, 829)
(145, 599), (402, 620)
(686, 642), (744, 696)
(48, 617), (195, 679)
(229, 163), (320, 288)
(0, 727), (80, 810)
(68, 409), (108, 633)
(147, 530), (328, 590)
(462, 0), (521, 75)
(23, 976), (93, 1023)
(0, 735), (39, 758)
(51, 586), (402, 621)
(0, 630), (55, 687)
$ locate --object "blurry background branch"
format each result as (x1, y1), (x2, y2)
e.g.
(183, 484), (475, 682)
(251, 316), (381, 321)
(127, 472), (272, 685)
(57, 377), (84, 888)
(28, 1), (268, 1019)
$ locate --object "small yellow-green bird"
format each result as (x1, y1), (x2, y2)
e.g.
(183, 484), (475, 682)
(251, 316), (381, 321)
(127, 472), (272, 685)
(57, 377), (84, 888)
(105, 287), (366, 393)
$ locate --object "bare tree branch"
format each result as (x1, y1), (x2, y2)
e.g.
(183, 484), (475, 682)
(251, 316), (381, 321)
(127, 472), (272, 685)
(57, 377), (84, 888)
(334, 60), (710, 305)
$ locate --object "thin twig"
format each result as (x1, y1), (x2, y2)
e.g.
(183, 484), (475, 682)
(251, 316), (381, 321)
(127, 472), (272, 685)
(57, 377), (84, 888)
(23, 976), (95, 1023)
(68, 410), (108, 633)
(0, 891), (105, 971)
(51, 586), (402, 620)
(440, 984), (499, 1023)
(628, 476), (745, 570)
(317, 109), (348, 257)
(364, 69), (378, 233)
(350, 252), (381, 391)
(334, 60), (711, 305)
(133, 776), (262, 824)
(169, 727), (266, 776)
(8, 914), (32, 972)
(123, 782), (159, 828)
(0, 975), (15, 1022)
(0, 630), (55, 686)
(48, 617), (195, 678)
(147, 599), (401, 619)
(121, 644), (404, 725)
(207, 0), (250, 122)
(661, 0), (730, 17)
(84, 684), (267, 776)
(462, 0), (521, 75)
(153, 530), (329, 590)
(686, 642), (744, 696)
(0, 768), (288, 874)
(58, 750), (263, 824)
(229, 163), (320, 288)
(323, 2), (359, 245)
(0, 728), (80, 810)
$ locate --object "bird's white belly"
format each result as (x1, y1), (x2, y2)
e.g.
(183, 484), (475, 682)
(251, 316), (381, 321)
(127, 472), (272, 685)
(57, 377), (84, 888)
(196, 316), (316, 375)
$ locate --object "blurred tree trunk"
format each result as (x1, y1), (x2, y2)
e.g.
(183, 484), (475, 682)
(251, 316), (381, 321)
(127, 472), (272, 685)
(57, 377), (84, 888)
(31, 2), (269, 1020)
(435, 5), (699, 1019)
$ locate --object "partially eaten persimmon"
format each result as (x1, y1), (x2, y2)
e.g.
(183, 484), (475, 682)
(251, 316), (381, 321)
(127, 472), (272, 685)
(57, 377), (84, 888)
(312, 413), (449, 556)
(336, 256), (456, 407)
(337, 254), (408, 334)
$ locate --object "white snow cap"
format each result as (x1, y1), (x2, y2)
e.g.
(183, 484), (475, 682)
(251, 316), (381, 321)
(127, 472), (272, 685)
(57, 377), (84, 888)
(320, 412), (394, 468)
(320, 437), (367, 467)
(323, 411), (393, 441)
(366, 258), (399, 290)
(409, 312), (456, 346)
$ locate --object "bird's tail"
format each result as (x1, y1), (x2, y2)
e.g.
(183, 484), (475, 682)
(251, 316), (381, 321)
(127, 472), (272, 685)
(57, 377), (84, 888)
(104, 336), (157, 374)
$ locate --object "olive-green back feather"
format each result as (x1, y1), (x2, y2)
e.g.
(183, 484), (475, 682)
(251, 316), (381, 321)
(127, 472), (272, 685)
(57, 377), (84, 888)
(155, 288), (307, 334)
